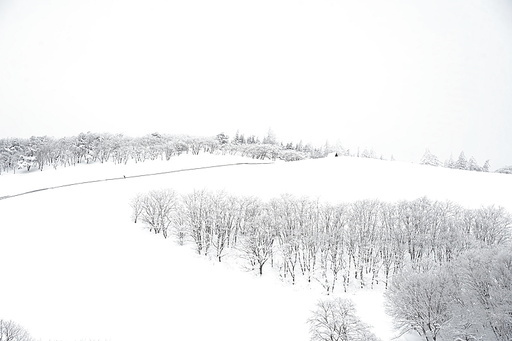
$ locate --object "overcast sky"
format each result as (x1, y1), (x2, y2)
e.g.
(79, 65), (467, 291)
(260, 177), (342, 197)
(0, 0), (511, 167)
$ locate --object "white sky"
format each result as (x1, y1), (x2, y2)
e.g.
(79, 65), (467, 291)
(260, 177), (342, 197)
(0, 0), (511, 167)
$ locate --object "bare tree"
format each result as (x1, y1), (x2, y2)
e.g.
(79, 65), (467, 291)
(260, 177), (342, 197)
(420, 149), (441, 166)
(139, 189), (178, 238)
(385, 264), (456, 341)
(229, 195), (261, 247)
(0, 320), (34, 341)
(242, 205), (276, 275)
(210, 192), (238, 262)
(182, 189), (214, 255)
(450, 247), (512, 341)
(172, 201), (188, 245)
(273, 195), (300, 284)
(308, 298), (380, 341)
(348, 200), (381, 288)
(130, 193), (144, 223)
(470, 206), (511, 246)
(316, 203), (349, 294)
(379, 202), (405, 289)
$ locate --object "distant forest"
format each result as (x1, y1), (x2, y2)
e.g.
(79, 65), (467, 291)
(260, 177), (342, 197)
(1, 131), (511, 175)
(0, 130), (380, 175)
(0, 131), (323, 174)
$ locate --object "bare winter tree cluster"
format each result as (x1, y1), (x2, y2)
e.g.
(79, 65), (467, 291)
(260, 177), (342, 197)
(131, 190), (512, 340)
(132, 189), (263, 263)
(131, 192), (512, 293)
(131, 189), (179, 239)
(385, 246), (512, 341)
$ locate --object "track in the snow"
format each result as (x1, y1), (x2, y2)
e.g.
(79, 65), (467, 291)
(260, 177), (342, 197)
(0, 161), (272, 201)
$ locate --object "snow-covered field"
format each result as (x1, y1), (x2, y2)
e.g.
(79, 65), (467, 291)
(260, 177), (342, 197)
(1, 154), (511, 341)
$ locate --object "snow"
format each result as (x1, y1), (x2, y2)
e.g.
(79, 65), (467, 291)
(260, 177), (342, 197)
(1, 154), (511, 341)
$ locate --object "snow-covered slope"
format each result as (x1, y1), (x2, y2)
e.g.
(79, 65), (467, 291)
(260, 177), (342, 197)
(0, 154), (511, 341)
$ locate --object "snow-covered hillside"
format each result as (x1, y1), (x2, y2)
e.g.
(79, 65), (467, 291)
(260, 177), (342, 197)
(1, 154), (511, 341)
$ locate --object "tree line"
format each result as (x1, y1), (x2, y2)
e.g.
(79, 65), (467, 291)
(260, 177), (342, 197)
(421, 149), (494, 173)
(0, 131), (329, 175)
(130, 190), (511, 293)
(3, 131), (510, 176)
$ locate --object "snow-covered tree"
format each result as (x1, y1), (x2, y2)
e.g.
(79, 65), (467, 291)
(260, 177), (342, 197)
(482, 159), (491, 172)
(467, 156), (481, 172)
(229, 195), (261, 247)
(27, 136), (51, 171)
(349, 199), (381, 288)
(262, 128), (277, 145)
(216, 132), (229, 145)
(209, 192), (240, 262)
(138, 189), (179, 238)
(232, 130), (242, 145)
(309, 298), (380, 341)
(379, 202), (406, 288)
(0, 320), (34, 341)
(444, 154), (455, 169)
(272, 195), (301, 284)
(495, 166), (512, 174)
(294, 197), (321, 283)
(360, 148), (377, 159)
(182, 189), (214, 255)
(470, 206), (512, 246)
(3, 139), (24, 174)
(420, 149), (441, 166)
(450, 247), (512, 341)
(396, 198), (434, 266)
(316, 203), (349, 294)
(242, 206), (276, 275)
(278, 149), (306, 162)
(246, 135), (259, 144)
(130, 193), (144, 223)
(242, 143), (280, 161)
(17, 154), (36, 172)
(455, 151), (468, 170)
(171, 201), (188, 246)
(385, 265), (456, 341)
